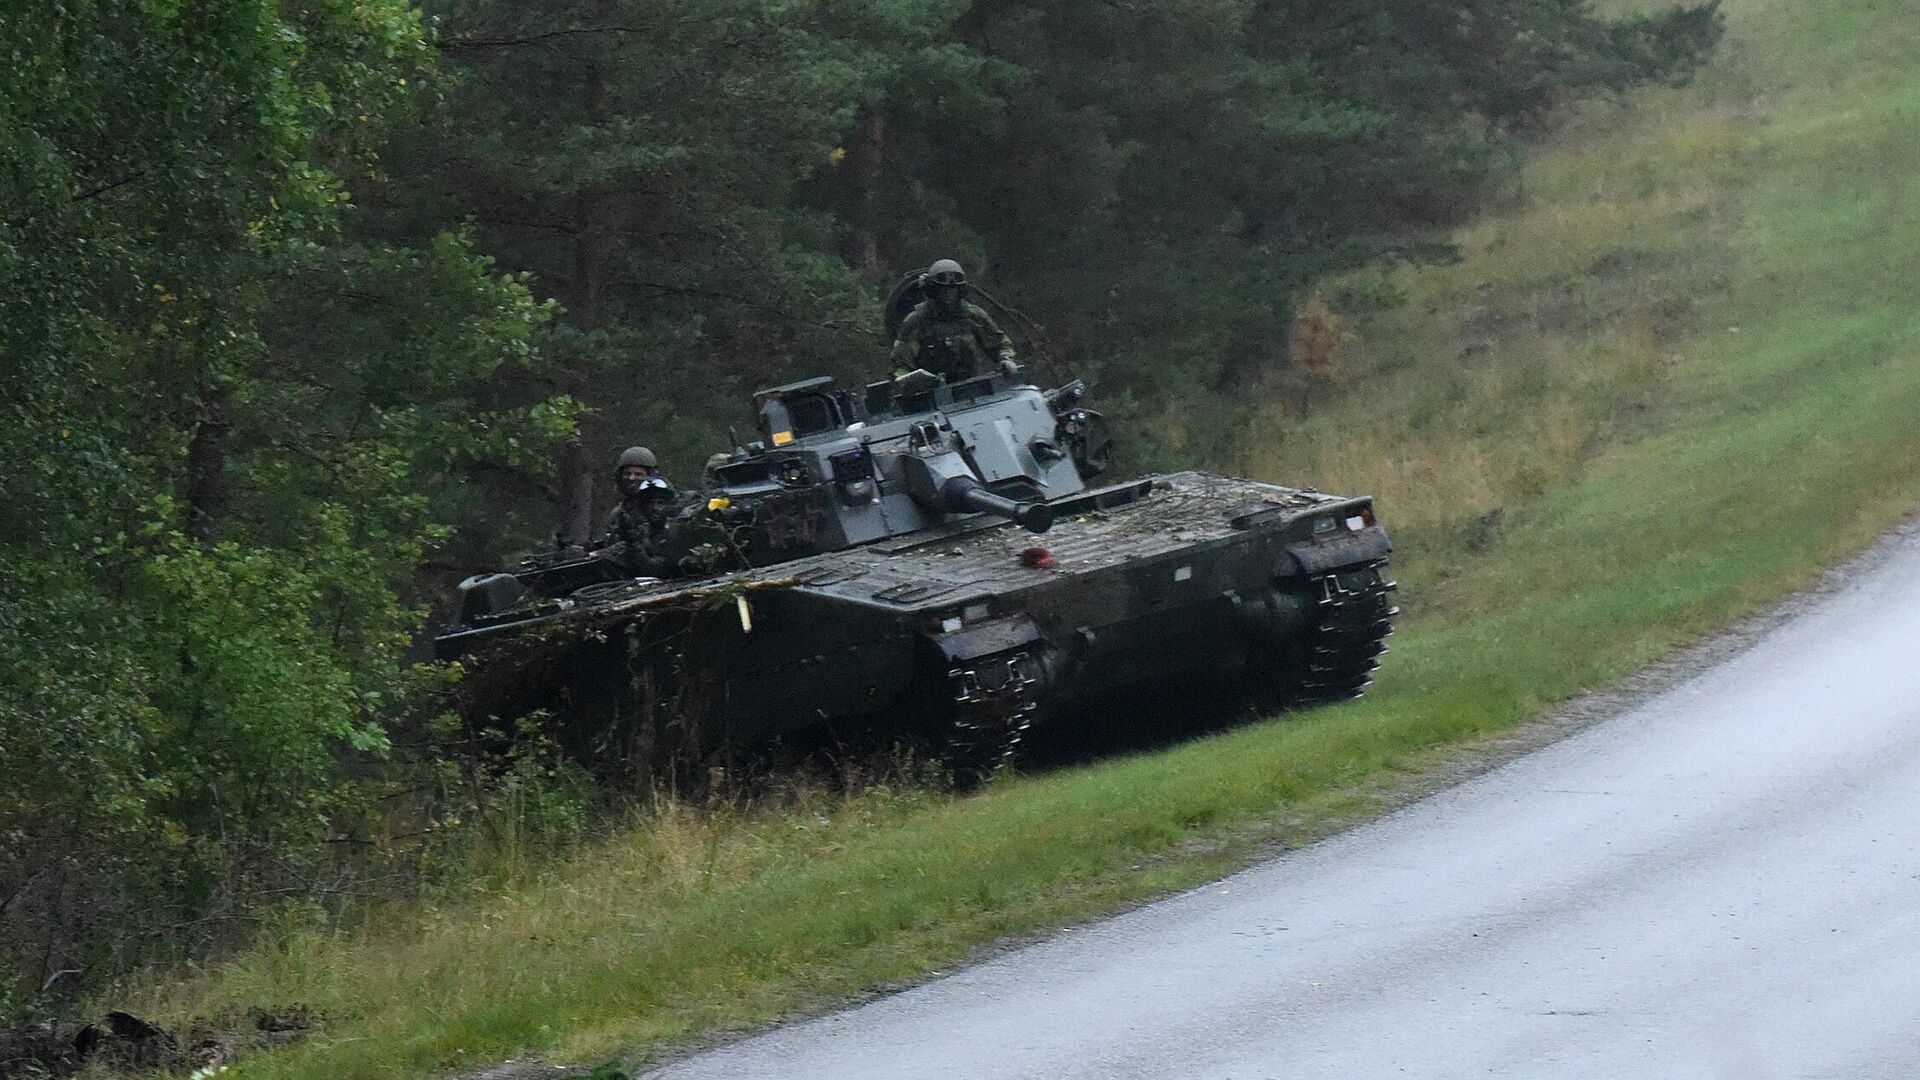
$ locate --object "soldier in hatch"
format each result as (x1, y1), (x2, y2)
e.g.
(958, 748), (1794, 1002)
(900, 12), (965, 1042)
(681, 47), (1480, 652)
(700, 451), (734, 491)
(890, 259), (1020, 382)
(597, 446), (679, 576)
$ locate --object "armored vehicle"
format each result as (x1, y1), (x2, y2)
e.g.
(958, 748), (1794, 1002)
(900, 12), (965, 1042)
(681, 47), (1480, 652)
(436, 370), (1395, 778)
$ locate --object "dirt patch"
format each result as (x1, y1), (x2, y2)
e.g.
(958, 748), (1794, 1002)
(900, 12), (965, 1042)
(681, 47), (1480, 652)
(0, 1006), (315, 1079)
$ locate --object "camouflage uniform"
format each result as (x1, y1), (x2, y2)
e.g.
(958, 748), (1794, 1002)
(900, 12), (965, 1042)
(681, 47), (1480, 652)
(603, 499), (667, 552)
(599, 475), (677, 577)
(891, 300), (1017, 382)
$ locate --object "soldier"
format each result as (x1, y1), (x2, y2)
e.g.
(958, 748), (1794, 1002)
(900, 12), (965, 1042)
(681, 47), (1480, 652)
(599, 446), (678, 576)
(612, 444), (659, 488)
(700, 451), (734, 491)
(890, 259), (1020, 382)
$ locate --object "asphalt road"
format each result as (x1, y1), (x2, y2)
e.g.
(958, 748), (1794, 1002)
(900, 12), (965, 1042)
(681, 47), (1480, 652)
(646, 535), (1920, 1080)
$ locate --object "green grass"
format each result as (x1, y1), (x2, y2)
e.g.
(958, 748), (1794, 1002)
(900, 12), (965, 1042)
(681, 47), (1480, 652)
(132, 0), (1920, 1075)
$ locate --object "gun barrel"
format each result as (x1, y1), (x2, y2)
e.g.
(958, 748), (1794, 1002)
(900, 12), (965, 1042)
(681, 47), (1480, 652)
(939, 477), (1053, 534)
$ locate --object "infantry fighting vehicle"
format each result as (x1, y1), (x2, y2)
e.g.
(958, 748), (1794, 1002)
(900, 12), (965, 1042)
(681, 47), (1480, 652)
(436, 369), (1395, 778)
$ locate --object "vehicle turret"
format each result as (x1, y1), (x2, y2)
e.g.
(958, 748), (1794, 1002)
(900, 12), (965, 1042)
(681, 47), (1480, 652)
(696, 369), (1085, 565)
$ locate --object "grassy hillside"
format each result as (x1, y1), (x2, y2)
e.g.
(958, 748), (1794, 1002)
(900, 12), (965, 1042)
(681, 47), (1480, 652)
(130, 0), (1920, 1075)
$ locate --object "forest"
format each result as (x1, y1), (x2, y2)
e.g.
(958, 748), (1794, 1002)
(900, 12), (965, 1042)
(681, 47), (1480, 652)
(0, 0), (1718, 1016)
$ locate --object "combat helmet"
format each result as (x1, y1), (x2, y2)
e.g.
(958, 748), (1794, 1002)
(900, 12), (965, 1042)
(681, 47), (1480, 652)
(615, 446), (659, 496)
(632, 475), (674, 502)
(615, 446), (658, 472)
(925, 258), (968, 313)
(926, 258), (967, 288)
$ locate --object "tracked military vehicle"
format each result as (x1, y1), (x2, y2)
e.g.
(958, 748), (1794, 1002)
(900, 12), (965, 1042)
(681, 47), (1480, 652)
(436, 369), (1395, 778)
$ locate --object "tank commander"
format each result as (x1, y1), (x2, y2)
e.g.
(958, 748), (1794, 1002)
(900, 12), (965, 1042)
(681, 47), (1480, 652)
(890, 258), (1020, 382)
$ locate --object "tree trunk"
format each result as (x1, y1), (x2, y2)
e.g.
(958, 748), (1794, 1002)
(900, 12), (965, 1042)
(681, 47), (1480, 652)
(553, 50), (619, 545)
(559, 435), (596, 546)
(184, 382), (230, 543)
(839, 107), (886, 276)
(555, 184), (620, 545)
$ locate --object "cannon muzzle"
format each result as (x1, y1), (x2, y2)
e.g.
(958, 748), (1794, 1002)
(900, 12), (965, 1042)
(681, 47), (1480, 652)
(940, 477), (1053, 534)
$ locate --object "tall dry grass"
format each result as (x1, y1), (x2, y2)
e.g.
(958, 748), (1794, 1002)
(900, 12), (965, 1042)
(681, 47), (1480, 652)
(1234, 95), (1756, 589)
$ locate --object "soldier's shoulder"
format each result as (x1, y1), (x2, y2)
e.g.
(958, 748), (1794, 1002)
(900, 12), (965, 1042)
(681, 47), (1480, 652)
(894, 303), (933, 336)
(964, 301), (999, 321)
(894, 303), (930, 340)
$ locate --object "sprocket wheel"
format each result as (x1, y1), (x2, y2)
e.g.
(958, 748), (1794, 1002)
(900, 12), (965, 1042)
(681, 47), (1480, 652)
(1255, 559), (1398, 711)
(942, 647), (1048, 784)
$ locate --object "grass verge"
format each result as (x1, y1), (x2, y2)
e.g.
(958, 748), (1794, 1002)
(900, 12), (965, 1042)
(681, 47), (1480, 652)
(129, 0), (1920, 1075)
